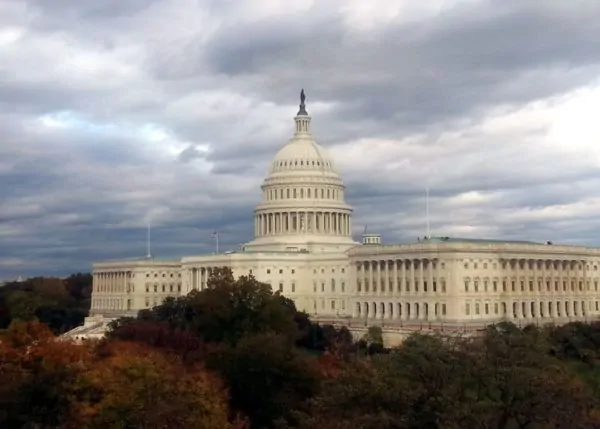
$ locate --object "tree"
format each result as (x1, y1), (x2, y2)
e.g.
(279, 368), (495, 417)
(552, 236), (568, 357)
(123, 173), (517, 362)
(0, 321), (93, 429)
(0, 322), (237, 429)
(108, 320), (214, 363)
(138, 268), (300, 347)
(208, 332), (321, 429)
(6, 290), (41, 321)
(82, 341), (236, 429)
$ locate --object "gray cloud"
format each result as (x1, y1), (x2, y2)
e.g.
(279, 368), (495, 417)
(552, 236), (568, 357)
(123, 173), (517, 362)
(1, 0), (600, 280)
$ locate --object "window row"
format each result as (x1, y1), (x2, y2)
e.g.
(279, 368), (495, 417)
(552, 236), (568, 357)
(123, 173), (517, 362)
(359, 261), (446, 270)
(145, 272), (181, 278)
(266, 268), (296, 274)
(92, 297), (132, 311)
(145, 283), (182, 293)
(313, 299), (347, 311)
(274, 159), (331, 168)
(464, 278), (600, 293)
(465, 299), (599, 318)
(277, 281), (296, 293)
(357, 278), (447, 294)
(266, 186), (343, 201)
(313, 279), (346, 293)
(355, 301), (447, 320)
(464, 260), (600, 271)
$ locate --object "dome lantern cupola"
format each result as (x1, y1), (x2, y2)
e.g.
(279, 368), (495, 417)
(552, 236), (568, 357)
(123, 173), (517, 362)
(295, 88), (310, 134)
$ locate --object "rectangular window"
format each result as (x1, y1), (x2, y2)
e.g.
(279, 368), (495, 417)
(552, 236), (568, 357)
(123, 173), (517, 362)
(442, 304), (446, 315)
(331, 300), (335, 310)
(442, 281), (446, 293)
(433, 281), (437, 292)
(493, 281), (497, 292)
(424, 281), (428, 292)
(466, 303), (471, 315)
(494, 303), (498, 314)
(502, 280), (507, 292)
(279, 283), (283, 292)
(464, 281), (470, 292)
(291, 283), (296, 293)
(341, 282), (345, 292)
(474, 281), (479, 292)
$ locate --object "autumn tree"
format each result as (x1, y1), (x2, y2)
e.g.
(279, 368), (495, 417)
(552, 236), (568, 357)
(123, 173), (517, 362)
(0, 321), (237, 429)
(108, 319), (213, 363)
(0, 321), (93, 428)
(81, 341), (236, 429)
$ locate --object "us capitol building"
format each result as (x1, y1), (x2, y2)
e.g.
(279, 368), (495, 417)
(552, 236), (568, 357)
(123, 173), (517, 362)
(65, 92), (600, 343)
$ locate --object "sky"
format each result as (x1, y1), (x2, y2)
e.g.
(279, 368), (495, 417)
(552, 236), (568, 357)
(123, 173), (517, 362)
(1, 0), (600, 280)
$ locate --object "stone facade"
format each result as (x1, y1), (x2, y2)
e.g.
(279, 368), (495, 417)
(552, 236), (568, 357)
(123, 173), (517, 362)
(348, 239), (600, 328)
(65, 96), (600, 341)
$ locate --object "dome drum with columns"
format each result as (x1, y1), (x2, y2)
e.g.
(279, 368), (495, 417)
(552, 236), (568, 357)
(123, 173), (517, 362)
(66, 90), (600, 346)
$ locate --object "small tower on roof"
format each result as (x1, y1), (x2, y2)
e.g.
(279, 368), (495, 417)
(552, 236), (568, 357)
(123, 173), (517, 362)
(295, 88), (310, 134)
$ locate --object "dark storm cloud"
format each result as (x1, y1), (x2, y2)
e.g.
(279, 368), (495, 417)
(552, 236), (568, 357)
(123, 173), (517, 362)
(1, 0), (600, 280)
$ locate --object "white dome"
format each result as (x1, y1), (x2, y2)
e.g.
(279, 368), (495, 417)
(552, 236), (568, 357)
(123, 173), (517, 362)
(270, 133), (337, 175)
(244, 93), (356, 253)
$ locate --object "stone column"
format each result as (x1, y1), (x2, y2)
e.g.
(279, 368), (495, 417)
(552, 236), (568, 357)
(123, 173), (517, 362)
(393, 260), (398, 294)
(368, 261), (373, 296)
(429, 259), (434, 295)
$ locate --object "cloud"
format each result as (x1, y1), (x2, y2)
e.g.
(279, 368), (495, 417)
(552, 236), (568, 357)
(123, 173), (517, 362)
(1, 0), (600, 279)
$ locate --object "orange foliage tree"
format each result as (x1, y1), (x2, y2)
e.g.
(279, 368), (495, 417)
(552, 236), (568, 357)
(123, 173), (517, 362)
(0, 321), (238, 429)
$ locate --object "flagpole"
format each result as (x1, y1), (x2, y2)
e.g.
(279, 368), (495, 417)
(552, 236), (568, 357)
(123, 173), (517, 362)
(426, 186), (430, 239)
(216, 231), (220, 254)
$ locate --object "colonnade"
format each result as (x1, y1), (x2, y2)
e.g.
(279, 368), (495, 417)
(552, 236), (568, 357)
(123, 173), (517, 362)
(356, 259), (445, 294)
(185, 267), (219, 291)
(355, 300), (447, 321)
(255, 211), (351, 236)
(92, 272), (132, 312)
(93, 271), (131, 293)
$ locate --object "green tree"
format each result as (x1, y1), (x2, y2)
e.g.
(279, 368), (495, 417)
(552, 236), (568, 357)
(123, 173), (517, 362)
(138, 268), (300, 347)
(209, 332), (321, 429)
(6, 290), (41, 321)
